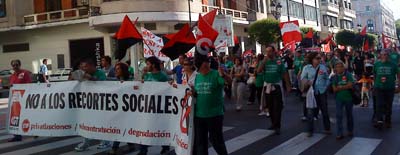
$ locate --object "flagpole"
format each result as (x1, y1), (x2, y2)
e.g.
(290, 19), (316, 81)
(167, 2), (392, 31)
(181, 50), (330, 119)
(188, 0), (192, 26)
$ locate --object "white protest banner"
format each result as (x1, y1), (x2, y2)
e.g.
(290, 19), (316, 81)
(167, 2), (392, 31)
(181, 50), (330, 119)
(141, 28), (170, 62)
(215, 40), (228, 54)
(8, 81), (193, 155)
(213, 14), (234, 47)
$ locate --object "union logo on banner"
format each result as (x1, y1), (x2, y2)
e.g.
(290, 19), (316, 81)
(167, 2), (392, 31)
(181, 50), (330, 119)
(279, 20), (302, 45)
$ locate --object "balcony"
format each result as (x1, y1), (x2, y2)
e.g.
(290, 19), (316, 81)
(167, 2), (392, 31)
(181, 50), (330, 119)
(23, 7), (89, 25)
(201, 5), (248, 21)
(320, 1), (340, 14)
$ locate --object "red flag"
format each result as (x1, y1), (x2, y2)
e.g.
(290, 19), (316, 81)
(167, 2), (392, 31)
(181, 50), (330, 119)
(203, 9), (218, 25)
(242, 50), (253, 57)
(305, 28), (313, 39)
(280, 20), (302, 45)
(282, 41), (296, 53)
(360, 26), (367, 36)
(382, 33), (392, 49)
(363, 40), (369, 51)
(324, 41), (331, 53)
(160, 23), (196, 60)
(196, 14), (219, 55)
(234, 35), (239, 45)
(114, 15), (143, 60)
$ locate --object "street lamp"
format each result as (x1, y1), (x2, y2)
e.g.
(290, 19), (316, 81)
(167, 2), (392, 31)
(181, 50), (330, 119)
(270, 0), (282, 20)
(357, 24), (362, 32)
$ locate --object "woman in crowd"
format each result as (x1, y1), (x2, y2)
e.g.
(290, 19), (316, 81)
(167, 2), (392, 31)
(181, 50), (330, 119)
(230, 57), (247, 111)
(248, 55), (258, 105)
(109, 62), (135, 154)
(300, 52), (331, 137)
(332, 61), (354, 140)
(182, 58), (198, 87)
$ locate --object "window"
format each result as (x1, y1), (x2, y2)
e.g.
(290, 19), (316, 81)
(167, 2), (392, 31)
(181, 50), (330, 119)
(366, 6), (370, 11)
(289, 1), (303, 18)
(304, 5), (317, 21)
(323, 15), (329, 26)
(144, 23), (157, 30)
(323, 15), (337, 26)
(367, 19), (374, 32)
(45, 0), (61, 11)
(0, 0), (5, 17)
(2, 43), (30, 53)
(348, 3), (351, 9)
(344, 1), (347, 8)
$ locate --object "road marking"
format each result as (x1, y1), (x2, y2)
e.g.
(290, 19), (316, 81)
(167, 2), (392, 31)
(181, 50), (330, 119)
(209, 129), (273, 155)
(0, 137), (47, 149)
(60, 142), (128, 155)
(0, 129), (8, 134)
(223, 126), (233, 132)
(0, 135), (13, 141)
(263, 133), (325, 155)
(0, 104), (7, 110)
(334, 137), (381, 155)
(0, 137), (82, 155)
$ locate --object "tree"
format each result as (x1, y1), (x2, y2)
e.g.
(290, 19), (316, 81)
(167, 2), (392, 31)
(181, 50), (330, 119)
(248, 19), (281, 45)
(335, 30), (356, 47)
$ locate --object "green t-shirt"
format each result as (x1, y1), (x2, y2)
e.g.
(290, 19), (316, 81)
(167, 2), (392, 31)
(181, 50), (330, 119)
(225, 61), (234, 69)
(194, 70), (225, 118)
(389, 52), (400, 66)
(332, 72), (354, 102)
(263, 59), (286, 83)
(255, 63), (264, 87)
(373, 61), (399, 89)
(144, 71), (169, 82)
(92, 69), (106, 81)
(128, 66), (134, 76)
(294, 56), (304, 74)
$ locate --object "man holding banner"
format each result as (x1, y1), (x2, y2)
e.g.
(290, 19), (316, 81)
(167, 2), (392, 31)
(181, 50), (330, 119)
(74, 59), (109, 151)
(193, 56), (231, 155)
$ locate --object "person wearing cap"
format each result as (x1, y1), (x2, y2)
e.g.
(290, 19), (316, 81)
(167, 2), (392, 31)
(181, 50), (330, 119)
(373, 50), (400, 129)
(257, 45), (291, 135)
(192, 55), (231, 155)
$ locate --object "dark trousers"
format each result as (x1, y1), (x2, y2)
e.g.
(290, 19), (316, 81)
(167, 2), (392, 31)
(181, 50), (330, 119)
(307, 93), (331, 133)
(38, 74), (48, 83)
(265, 86), (283, 129)
(193, 115), (227, 155)
(248, 84), (256, 103)
(335, 100), (354, 136)
(303, 99), (318, 118)
(256, 86), (263, 105)
(375, 88), (395, 123)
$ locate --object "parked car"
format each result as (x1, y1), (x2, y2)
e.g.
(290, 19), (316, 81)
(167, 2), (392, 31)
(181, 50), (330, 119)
(49, 68), (72, 82)
(0, 69), (13, 89)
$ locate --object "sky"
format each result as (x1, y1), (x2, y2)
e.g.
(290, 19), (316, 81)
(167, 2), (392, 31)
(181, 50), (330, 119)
(382, 0), (400, 20)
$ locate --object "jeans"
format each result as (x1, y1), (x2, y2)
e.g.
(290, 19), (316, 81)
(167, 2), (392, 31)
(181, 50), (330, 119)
(193, 115), (228, 155)
(375, 88), (395, 123)
(307, 93), (330, 133)
(336, 100), (354, 136)
(232, 82), (246, 108)
(265, 86), (283, 129)
(303, 99), (318, 118)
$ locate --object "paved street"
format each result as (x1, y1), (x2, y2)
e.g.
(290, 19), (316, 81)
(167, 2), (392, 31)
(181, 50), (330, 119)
(0, 92), (400, 155)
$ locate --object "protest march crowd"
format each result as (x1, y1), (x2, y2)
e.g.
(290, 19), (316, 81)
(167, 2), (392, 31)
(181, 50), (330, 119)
(4, 9), (400, 155)
(6, 44), (400, 155)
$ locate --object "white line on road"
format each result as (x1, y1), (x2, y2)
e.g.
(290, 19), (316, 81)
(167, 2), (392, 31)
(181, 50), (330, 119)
(0, 135), (13, 141)
(334, 137), (381, 155)
(209, 129), (273, 155)
(223, 126), (234, 132)
(0, 137), (82, 155)
(0, 104), (7, 110)
(263, 133), (325, 155)
(0, 137), (47, 150)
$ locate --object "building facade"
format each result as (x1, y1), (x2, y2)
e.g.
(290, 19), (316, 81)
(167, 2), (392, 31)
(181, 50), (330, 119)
(319, 0), (356, 39)
(353, 0), (397, 44)
(276, 0), (321, 32)
(0, 0), (269, 72)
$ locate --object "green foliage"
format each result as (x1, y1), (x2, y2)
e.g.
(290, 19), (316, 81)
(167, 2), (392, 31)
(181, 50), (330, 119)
(335, 30), (356, 46)
(300, 27), (315, 34)
(248, 19), (281, 46)
(335, 30), (377, 49)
